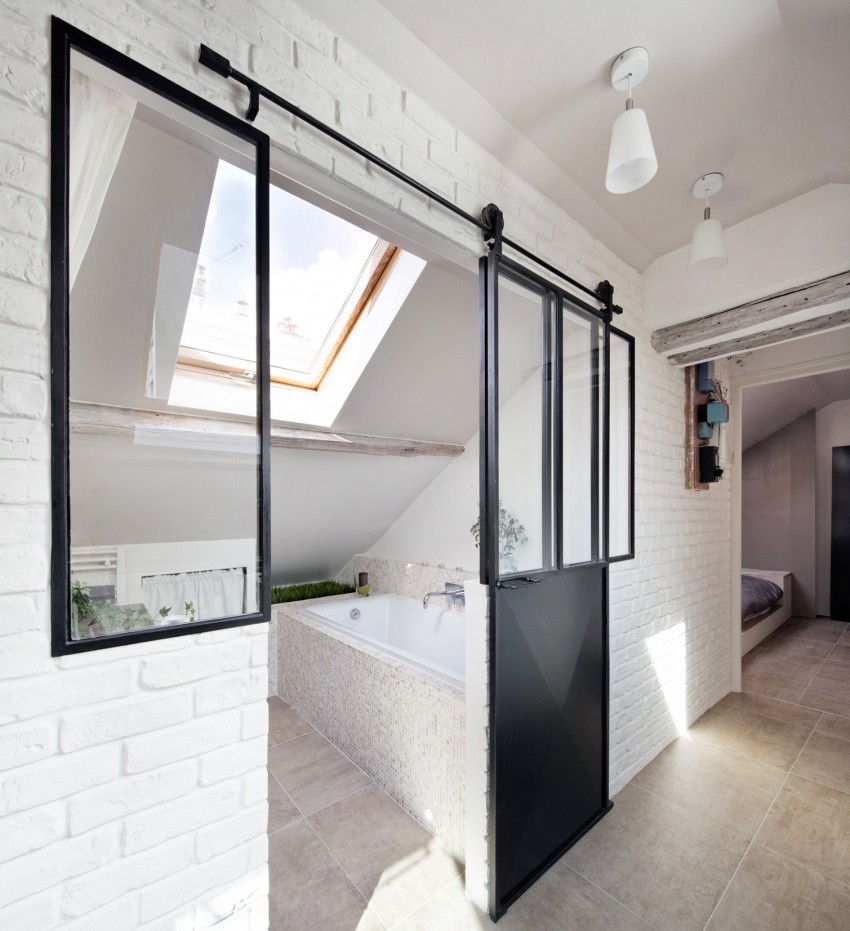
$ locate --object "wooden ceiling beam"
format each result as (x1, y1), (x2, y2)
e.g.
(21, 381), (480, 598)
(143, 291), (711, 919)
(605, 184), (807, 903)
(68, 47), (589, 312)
(667, 308), (850, 367)
(651, 269), (850, 357)
(69, 402), (464, 458)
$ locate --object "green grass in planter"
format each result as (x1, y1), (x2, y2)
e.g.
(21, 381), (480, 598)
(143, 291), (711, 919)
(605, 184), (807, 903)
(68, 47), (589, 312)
(270, 580), (356, 604)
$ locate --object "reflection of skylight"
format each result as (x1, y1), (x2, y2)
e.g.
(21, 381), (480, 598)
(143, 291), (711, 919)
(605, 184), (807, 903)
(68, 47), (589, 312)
(177, 160), (258, 376)
(174, 164), (399, 391)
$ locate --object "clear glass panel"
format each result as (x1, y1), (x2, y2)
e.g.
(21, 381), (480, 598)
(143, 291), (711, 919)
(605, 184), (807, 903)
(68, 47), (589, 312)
(609, 331), (633, 558)
(562, 306), (602, 565)
(67, 51), (261, 640)
(496, 271), (551, 576)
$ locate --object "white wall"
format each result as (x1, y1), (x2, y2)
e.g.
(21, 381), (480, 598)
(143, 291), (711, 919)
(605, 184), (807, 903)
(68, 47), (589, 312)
(1, 0), (738, 924)
(644, 184), (850, 329)
(741, 411), (817, 617)
(816, 400), (850, 614)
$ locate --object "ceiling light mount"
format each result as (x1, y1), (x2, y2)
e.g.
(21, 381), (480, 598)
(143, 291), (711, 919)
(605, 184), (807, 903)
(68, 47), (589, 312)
(692, 172), (724, 200)
(610, 47), (650, 92)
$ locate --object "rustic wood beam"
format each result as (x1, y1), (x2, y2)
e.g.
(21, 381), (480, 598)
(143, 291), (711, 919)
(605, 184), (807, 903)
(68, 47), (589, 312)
(69, 402), (464, 458)
(651, 269), (850, 355)
(667, 308), (850, 367)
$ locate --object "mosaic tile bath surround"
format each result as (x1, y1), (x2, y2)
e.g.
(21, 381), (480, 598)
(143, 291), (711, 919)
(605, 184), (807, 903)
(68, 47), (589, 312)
(273, 592), (466, 861)
(267, 556), (474, 697)
(336, 554), (476, 604)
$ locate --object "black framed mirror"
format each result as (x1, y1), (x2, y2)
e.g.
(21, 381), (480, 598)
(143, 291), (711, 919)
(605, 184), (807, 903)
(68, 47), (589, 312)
(609, 325), (635, 561)
(51, 18), (270, 654)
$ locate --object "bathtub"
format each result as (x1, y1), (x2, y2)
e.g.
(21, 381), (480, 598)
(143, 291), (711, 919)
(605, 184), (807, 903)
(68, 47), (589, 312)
(300, 594), (465, 689)
(275, 591), (466, 860)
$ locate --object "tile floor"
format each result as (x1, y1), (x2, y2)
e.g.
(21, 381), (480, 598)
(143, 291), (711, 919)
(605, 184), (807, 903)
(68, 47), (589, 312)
(267, 616), (850, 930)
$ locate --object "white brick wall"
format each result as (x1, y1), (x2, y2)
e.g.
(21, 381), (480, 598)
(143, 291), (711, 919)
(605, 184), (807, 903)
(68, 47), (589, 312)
(0, 0), (734, 924)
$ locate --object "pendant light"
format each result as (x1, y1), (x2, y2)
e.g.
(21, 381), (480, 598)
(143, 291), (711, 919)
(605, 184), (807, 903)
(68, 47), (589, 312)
(688, 173), (727, 273)
(605, 47), (658, 194)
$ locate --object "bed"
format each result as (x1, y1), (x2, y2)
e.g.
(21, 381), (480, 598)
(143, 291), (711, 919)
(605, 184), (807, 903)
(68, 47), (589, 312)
(740, 568), (793, 655)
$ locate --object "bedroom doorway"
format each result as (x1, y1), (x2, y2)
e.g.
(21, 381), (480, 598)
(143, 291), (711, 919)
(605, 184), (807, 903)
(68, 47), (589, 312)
(729, 356), (850, 691)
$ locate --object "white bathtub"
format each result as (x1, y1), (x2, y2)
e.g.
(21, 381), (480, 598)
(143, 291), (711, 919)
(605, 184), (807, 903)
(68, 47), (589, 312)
(301, 594), (465, 689)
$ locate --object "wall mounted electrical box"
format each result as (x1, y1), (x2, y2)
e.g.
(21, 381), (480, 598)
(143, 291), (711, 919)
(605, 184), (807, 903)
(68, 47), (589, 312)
(698, 445), (723, 483)
(697, 401), (729, 424)
(696, 361), (715, 394)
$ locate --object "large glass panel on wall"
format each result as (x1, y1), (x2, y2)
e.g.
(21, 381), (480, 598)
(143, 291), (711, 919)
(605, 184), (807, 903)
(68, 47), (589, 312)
(55, 29), (268, 650)
(495, 270), (553, 576)
(562, 306), (602, 565)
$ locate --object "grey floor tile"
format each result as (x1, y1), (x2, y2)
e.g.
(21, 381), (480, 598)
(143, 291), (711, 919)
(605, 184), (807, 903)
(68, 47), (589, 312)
(563, 783), (748, 931)
(826, 643), (850, 665)
(792, 730), (850, 794)
(688, 702), (811, 771)
(268, 696), (314, 747)
(815, 712), (850, 742)
(632, 736), (786, 839)
(756, 774), (850, 885)
(268, 731), (372, 817)
(799, 661), (850, 718)
(740, 660), (820, 704)
(317, 901), (387, 931)
(268, 769), (301, 835)
(391, 877), (491, 931)
(749, 636), (834, 662)
(718, 690), (822, 729)
(504, 863), (655, 931)
(772, 618), (846, 644)
(309, 784), (462, 927)
(706, 843), (850, 931)
(268, 819), (368, 931)
(395, 870), (654, 931)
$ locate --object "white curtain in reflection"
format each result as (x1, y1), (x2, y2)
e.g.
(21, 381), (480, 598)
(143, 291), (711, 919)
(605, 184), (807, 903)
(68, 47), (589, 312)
(69, 70), (136, 289)
(141, 567), (245, 621)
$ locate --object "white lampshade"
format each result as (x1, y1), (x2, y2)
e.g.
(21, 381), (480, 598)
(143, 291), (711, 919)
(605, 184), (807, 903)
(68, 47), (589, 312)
(605, 106), (658, 194)
(688, 216), (727, 273)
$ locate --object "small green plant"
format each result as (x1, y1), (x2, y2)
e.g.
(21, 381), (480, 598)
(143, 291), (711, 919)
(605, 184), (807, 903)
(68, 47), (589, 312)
(71, 579), (95, 624)
(185, 601), (196, 621)
(95, 603), (155, 632)
(158, 606), (171, 618)
(271, 580), (356, 604)
(470, 501), (528, 568)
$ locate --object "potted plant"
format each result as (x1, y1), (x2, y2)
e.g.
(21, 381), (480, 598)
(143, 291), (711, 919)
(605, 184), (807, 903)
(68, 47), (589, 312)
(470, 501), (528, 572)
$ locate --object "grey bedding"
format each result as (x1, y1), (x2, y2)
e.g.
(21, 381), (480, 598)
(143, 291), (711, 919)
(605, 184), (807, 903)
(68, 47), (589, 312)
(741, 574), (783, 624)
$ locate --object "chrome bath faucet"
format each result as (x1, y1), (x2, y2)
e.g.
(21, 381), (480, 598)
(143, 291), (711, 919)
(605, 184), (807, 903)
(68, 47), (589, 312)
(422, 583), (465, 609)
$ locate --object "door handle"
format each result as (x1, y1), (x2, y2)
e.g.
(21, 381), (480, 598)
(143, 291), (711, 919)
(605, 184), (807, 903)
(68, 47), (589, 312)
(497, 577), (543, 590)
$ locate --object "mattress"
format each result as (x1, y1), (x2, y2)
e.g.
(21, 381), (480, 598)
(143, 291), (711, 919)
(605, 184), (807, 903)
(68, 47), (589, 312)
(741, 573), (783, 624)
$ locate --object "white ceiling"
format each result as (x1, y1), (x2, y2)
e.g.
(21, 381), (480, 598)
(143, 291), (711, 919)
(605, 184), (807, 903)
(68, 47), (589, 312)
(301, 0), (850, 270)
(742, 368), (850, 449)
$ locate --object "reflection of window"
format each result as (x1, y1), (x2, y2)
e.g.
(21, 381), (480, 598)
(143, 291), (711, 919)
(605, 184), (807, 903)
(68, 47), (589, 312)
(172, 166), (401, 392)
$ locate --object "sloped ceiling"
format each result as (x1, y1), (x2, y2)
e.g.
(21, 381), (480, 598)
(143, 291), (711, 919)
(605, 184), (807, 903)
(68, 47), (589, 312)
(270, 261), (481, 581)
(302, 0), (850, 270)
(742, 368), (850, 450)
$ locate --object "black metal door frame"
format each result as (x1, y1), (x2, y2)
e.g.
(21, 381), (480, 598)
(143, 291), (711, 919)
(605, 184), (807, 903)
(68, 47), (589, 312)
(481, 225), (614, 919)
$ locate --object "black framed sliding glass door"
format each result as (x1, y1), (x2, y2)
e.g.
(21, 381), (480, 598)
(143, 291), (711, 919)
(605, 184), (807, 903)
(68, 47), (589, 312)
(481, 250), (613, 919)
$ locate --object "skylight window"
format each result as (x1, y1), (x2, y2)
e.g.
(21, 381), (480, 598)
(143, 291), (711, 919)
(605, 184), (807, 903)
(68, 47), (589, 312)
(173, 163), (399, 392)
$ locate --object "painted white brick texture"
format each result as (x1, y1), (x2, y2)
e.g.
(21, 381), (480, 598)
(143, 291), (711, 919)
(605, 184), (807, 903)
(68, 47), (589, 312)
(0, 0), (734, 925)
